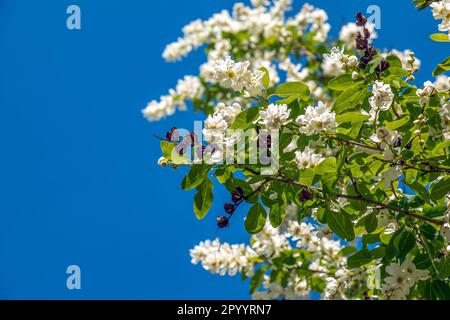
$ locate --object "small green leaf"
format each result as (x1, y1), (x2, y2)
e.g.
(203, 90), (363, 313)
(250, 269), (265, 294)
(269, 202), (285, 228)
(271, 82), (310, 100)
(193, 177), (214, 220)
(231, 107), (259, 129)
(315, 157), (337, 175)
(385, 54), (402, 68)
(430, 33), (450, 43)
(333, 87), (368, 114)
(347, 249), (373, 268)
(394, 230), (416, 259)
(327, 209), (355, 241)
(384, 116), (410, 130)
(245, 202), (267, 234)
(336, 112), (370, 124)
(433, 56), (450, 76)
(259, 67), (270, 90)
(328, 74), (363, 91)
(161, 141), (175, 159)
(430, 176), (450, 201)
(181, 164), (210, 190)
(365, 211), (378, 234)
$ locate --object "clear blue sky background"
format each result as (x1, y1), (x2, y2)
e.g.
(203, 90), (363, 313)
(0, 0), (446, 299)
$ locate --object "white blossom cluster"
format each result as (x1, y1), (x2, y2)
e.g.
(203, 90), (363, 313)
(368, 81), (395, 122)
(213, 56), (264, 96)
(296, 101), (337, 135)
(416, 80), (437, 105)
(203, 102), (242, 145)
(258, 103), (291, 129)
(382, 258), (430, 300)
(190, 239), (257, 276)
(322, 47), (359, 77)
(295, 147), (325, 169)
(440, 201), (450, 242)
(430, 0), (450, 40)
(142, 75), (204, 121)
(146, 1), (344, 120)
(190, 210), (349, 300)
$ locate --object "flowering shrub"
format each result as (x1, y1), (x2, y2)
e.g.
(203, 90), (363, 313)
(145, 0), (450, 300)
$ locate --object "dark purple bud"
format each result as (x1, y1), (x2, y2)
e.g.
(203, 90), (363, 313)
(224, 203), (236, 215)
(166, 127), (179, 141)
(356, 13), (368, 26)
(355, 32), (368, 50)
(299, 188), (313, 202)
(376, 60), (390, 75)
(217, 216), (229, 228)
(394, 135), (402, 148)
(231, 187), (245, 203)
(367, 45), (377, 57)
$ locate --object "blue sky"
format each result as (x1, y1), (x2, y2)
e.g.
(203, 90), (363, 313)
(0, 0), (445, 299)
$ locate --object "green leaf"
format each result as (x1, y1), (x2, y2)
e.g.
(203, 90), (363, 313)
(269, 202), (285, 228)
(161, 141), (175, 159)
(365, 211), (378, 233)
(430, 33), (450, 43)
(259, 67), (270, 90)
(367, 56), (385, 73)
(394, 230), (416, 259)
(245, 202), (267, 234)
(230, 107), (259, 129)
(193, 177), (213, 220)
(339, 246), (358, 256)
(347, 249), (373, 268)
(430, 176), (450, 201)
(328, 74), (363, 91)
(271, 82), (310, 100)
(385, 54), (402, 68)
(315, 157), (337, 175)
(335, 112), (370, 124)
(384, 116), (410, 130)
(181, 164), (210, 190)
(333, 87), (368, 114)
(433, 56), (450, 76)
(327, 209), (355, 241)
(407, 182), (430, 201)
(250, 269), (265, 294)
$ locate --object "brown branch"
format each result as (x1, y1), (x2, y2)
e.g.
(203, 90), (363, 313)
(276, 174), (444, 226)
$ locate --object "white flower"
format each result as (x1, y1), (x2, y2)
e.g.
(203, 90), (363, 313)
(369, 81), (394, 112)
(259, 103), (291, 129)
(430, 0), (450, 39)
(296, 101), (337, 135)
(215, 102), (242, 126)
(416, 81), (436, 105)
(440, 222), (450, 242)
(295, 147), (325, 169)
(190, 239), (257, 276)
(203, 114), (228, 144)
(435, 75), (450, 92)
(382, 258), (429, 300)
(214, 56), (251, 91)
(283, 136), (298, 153)
(322, 47), (355, 76)
(381, 166), (402, 189)
(157, 156), (168, 167)
(440, 100), (450, 139)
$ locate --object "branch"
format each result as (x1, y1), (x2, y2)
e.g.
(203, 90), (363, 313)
(276, 174), (444, 226)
